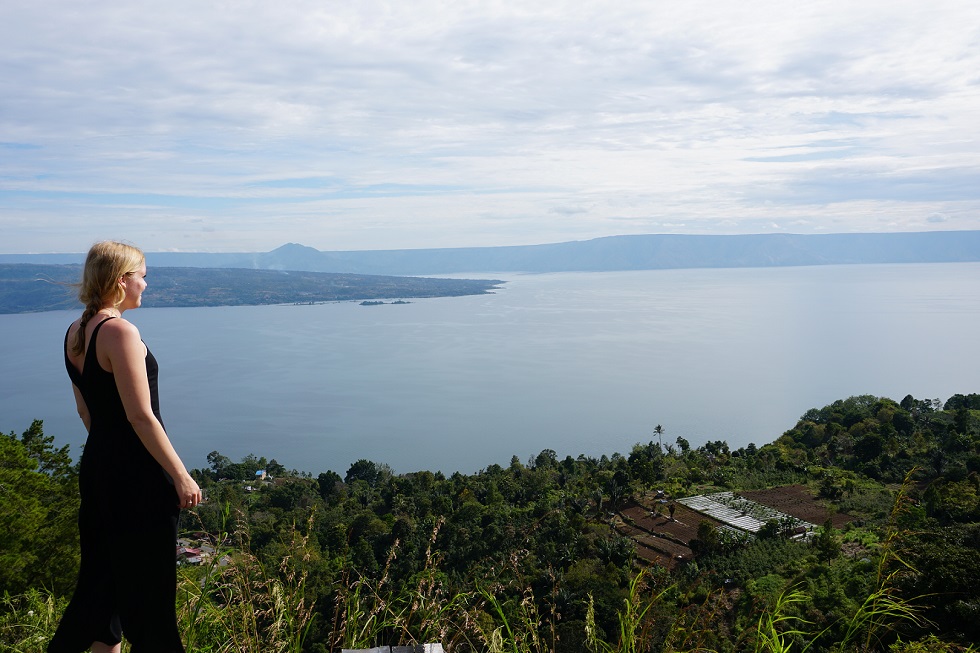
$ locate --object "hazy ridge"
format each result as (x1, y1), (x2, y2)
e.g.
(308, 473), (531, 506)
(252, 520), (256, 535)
(3, 231), (979, 275)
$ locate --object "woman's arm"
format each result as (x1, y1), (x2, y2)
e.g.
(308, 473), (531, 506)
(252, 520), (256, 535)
(100, 319), (202, 509)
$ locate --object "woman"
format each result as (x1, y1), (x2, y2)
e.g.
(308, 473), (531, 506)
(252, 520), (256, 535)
(50, 241), (201, 653)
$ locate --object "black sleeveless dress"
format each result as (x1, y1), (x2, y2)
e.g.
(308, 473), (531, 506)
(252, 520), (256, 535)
(50, 318), (184, 653)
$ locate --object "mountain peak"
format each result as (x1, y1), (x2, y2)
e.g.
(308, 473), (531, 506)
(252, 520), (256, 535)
(271, 243), (320, 254)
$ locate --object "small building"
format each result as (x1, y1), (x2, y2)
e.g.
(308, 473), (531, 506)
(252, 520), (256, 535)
(177, 546), (204, 565)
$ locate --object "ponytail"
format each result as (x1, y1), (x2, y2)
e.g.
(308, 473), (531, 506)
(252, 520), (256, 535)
(70, 301), (103, 357)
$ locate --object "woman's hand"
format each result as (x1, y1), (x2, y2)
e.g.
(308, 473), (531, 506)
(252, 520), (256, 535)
(175, 473), (203, 509)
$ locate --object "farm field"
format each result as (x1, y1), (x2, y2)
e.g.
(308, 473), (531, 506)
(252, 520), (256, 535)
(616, 499), (723, 568)
(618, 485), (854, 568)
(739, 485), (853, 529)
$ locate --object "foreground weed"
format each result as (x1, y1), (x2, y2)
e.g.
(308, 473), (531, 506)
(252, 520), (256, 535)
(474, 550), (560, 653)
(177, 506), (315, 653)
(586, 569), (681, 653)
(480, 587), (548, 653)
(836, 471), (930, 653)
(387, 519), (478, 649)
(330, 536), (402, 650)
(752, 586), (815, 653)
(331, 521), (478, 650)
(0, 588), (65, 653)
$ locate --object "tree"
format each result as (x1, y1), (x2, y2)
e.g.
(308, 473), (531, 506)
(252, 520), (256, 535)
(654, 424), (665, 451)
(944, 393), (980, 411)
(757, 519), (783, 540)
(345, 459), (380, 486)
(268, 479), (317, 511)
(0, 421), (80, 596)
(690, 520), (721, 557)
(317, 470), (343, 502)
(814, 519), (840, 561)
(533, 448), (558, 469)
(206, 450), (232, 479)
(19, 419), (73, 477)
(628, 441), (664, 488)
(267, 458), (288, 477)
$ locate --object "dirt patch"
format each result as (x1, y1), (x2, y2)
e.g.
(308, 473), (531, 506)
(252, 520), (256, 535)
(739, 485), (853, 529)
(621, 501), (722, 544)
(631, 540), (675, 568)
(617, 523), (685, 569)
(616, 500), (725, 569)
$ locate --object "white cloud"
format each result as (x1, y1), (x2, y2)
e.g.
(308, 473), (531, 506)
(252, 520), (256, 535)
(2, 0), (979, 252)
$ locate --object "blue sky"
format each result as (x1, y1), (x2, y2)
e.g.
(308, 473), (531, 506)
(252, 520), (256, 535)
(2, 0), (979, 253)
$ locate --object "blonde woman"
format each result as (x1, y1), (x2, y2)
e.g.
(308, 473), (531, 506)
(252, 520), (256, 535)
(50, 241), (201, 653)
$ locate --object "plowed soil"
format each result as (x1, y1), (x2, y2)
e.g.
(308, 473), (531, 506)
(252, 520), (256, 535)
(615, 500), (723, 569)
(738, 485), (853, 529)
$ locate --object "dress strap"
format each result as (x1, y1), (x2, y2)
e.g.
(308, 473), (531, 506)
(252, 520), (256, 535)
(90, 316), (115, 337)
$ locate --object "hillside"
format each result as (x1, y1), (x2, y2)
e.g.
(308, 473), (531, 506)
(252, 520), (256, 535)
(4, 392), (978, 651)
(0, 264), (503, 314)
(4, 230), (980, 276)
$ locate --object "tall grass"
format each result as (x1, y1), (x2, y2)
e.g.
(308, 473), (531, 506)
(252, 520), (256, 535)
(177, 507), (316, 653)
(478, 580), (550, 653)
(585, 570), (664, 653)
(584, 569), (719, 653)
(0, 588), (65, 653)
(330, 518), (479, 651)
(752, 586), (815, 653)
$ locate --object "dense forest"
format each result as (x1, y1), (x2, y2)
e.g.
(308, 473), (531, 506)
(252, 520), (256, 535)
(3, 392), (979, 652)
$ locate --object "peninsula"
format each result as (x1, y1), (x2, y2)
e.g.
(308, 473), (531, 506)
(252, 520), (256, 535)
(0, 265), (502, 314)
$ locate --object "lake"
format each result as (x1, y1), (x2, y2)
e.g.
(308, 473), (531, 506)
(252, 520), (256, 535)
(2, 263), (978, 476)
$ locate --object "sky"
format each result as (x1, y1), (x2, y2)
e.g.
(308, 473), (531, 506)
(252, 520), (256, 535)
(2, 0), (980, 254)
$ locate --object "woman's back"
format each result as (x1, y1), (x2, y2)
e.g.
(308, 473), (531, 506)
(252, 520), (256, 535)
(65, 317), (174, 523)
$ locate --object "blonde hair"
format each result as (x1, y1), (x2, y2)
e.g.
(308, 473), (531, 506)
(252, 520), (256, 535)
(70, 241), (145, 356)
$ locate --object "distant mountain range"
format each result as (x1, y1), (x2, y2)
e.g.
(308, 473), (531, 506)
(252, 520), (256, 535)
(3, 231), (979, 275)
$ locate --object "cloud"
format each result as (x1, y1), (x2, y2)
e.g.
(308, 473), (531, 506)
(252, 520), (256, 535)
(766, 166), (980, 204)
(2, 0), (980, 252)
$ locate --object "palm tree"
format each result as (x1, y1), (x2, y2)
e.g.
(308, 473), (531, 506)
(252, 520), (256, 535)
(654, 424), (665, 451)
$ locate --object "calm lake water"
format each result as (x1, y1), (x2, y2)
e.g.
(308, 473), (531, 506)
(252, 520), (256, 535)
(2, 263), (978, 475)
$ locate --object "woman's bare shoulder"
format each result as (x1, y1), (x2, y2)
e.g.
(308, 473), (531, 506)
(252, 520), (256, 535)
(66, 318), (83, 338)
(102, 316), (140, 332)
(65, 319), (84, 366)
(96, 317), (142, 346)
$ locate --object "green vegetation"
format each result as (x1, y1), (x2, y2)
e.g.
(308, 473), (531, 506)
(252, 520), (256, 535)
(2, 392), (978, 652)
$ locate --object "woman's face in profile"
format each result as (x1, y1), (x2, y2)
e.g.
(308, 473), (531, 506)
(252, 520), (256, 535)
(120, 263), (148, 310)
